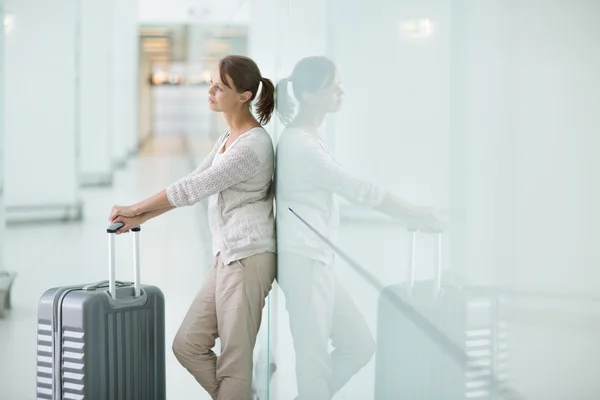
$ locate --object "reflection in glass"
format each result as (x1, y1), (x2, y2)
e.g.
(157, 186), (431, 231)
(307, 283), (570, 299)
(274, 56), (444, 400)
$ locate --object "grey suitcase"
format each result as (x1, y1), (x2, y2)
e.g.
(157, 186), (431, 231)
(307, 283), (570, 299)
(36, 223), (166, 400)
(287, 209), (519, 400)
(374, 232), (514, 400)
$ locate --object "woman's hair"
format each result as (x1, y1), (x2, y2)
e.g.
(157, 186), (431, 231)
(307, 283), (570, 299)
(219, 55), (275, 125)
(276, 56), (337, 125)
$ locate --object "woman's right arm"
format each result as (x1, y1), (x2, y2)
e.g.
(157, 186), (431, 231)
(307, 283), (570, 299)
(294, 136), (444, 230)
(139, 205), (176, 223)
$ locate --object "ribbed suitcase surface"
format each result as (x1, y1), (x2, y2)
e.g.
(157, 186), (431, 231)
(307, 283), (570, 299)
(374, 233), (509, 400)
(36, 223), (166, 400)
(36, 284), (166, 400)
(375, 284), (509, 400)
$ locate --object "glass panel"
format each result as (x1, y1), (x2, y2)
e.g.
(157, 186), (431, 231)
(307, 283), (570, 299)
(0, 0), (5, 273)
(268, 0), (600, 399)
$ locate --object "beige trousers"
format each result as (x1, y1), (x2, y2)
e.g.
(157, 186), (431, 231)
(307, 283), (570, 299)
(172, 252), (277, 400)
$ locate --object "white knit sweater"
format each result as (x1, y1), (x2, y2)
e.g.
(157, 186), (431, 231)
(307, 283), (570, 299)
(166, 127), (276, 264)
(275, 127), (385, 264)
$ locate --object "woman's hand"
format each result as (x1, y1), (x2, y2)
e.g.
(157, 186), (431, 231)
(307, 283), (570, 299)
(109, 205), (137, 222)
(111, 215), (144, 235)
(406, 206), (447, 233)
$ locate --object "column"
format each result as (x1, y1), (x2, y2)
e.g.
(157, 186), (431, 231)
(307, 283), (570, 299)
(111, 0), (139, 168)
(0, 0), (6, 264)
(4, 0), (81, 222)
(79, 0), (113, 186)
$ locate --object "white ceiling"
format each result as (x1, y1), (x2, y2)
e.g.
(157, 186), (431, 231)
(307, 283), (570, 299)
(137, 0), (250, 25)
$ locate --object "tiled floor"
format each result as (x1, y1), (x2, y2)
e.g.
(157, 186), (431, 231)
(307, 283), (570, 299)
(0, 140), (219, 400)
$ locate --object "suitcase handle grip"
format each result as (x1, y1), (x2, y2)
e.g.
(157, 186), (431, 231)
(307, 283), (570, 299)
(107, 222), (141, 300)
(107, 222), (141, 233)
(408, 232), (443, 297)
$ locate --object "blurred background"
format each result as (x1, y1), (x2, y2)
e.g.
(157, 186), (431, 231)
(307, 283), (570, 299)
(1, 0), (600, 399)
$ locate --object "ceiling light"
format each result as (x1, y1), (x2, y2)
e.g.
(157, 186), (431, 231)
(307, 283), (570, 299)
(399, 18), (434, 39)
(4, 13), (14, 35)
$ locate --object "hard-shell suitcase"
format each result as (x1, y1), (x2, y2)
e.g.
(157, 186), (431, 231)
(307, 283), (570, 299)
(287, 209), (519, 400)
(36, 223), (166, 400)
(374, 232), (511, 400)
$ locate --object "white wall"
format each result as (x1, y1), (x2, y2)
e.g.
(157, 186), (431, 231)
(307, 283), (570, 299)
(4, 0), (81, 221)
(510, 1), (600, 294)
(79, 0), (113, 185)
(450, 0), (600, 293)
(449, 0), (517, 286)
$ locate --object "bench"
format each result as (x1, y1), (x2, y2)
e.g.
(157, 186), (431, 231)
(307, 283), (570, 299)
(0, 272), (16, 318)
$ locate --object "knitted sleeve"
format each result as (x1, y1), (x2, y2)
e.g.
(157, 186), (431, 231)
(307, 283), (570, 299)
(166, 140), (261, 207)
(300, 135), (386, 207)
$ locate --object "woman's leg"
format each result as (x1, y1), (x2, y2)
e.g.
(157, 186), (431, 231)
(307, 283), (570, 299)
(279, 254), (375, 400)
(172, 257), (220, 399)
(279, 255), (336, 400)
(215, 252), (277, 400)
(328, 280), (376, 395)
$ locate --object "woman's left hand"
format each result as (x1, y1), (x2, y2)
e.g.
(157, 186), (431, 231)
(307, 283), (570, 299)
(111, 215), (143, 234)
(109, 205), (137, 222)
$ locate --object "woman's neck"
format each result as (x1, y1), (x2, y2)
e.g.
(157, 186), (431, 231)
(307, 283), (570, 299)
(224, 109), (260, 137)
(290, 109), (326, 135)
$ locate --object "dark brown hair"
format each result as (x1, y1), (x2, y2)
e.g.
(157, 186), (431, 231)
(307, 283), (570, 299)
(219, 55), (275, 125)
(276, 56), (337, 125)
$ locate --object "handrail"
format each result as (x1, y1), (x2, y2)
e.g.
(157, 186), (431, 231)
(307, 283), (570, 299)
(288, 208), (525, 400)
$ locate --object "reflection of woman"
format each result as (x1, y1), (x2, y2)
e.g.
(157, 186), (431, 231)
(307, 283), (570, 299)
(109, 55), (277, 400)
(274, 56), (442, 399)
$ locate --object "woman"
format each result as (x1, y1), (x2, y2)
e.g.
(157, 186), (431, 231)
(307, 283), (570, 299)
(109, 55), (277, 400)
(274, 56), (444, 400)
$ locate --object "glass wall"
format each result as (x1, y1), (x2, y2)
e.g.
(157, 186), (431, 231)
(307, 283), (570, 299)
(255, 0), (600, 399)
(0, 0), (5, 272)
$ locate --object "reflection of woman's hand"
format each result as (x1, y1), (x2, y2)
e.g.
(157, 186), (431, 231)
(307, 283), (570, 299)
(111, 215), (144, 235)
(407, 206), (447, 233)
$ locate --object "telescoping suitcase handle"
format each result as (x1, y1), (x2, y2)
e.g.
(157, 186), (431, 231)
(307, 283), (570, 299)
(107, 222), (142, 299)
(407, 231), (443, 297)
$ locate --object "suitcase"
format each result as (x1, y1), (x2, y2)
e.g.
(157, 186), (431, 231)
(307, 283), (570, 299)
(286, 208), (519, 400)
(374, 232), (513, 400)
(36, 222), (166, 400)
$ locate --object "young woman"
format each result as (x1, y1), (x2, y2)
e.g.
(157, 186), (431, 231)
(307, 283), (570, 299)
(109, 55), (277, 400)
(274, 56), (444, 400)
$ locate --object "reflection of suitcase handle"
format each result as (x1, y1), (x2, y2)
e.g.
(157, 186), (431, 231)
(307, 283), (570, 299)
(107, 222), (141, 299)
(407, 231), (443, 296)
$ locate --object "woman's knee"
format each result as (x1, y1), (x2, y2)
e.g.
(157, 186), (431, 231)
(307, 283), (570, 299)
(172, 330), (190, 362)
(357, 334), (376, 367)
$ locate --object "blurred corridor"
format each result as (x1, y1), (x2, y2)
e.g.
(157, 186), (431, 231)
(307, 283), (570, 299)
(2, 0), (600, 399)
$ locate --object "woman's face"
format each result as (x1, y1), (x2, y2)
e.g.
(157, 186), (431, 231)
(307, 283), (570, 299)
(305, 69), (344, 113)
(207, 69), (245, 113)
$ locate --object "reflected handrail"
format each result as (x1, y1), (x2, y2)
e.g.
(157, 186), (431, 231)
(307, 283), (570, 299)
(289, 207), (526, 400)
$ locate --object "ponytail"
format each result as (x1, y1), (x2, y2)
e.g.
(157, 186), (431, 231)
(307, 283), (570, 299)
(275, 78), (295, 125)
(256, 77), (275, 125)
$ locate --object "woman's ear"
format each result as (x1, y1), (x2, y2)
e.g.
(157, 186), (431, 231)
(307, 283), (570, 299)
(301, 91), (315, 104)
(240, 90), (253, 104)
